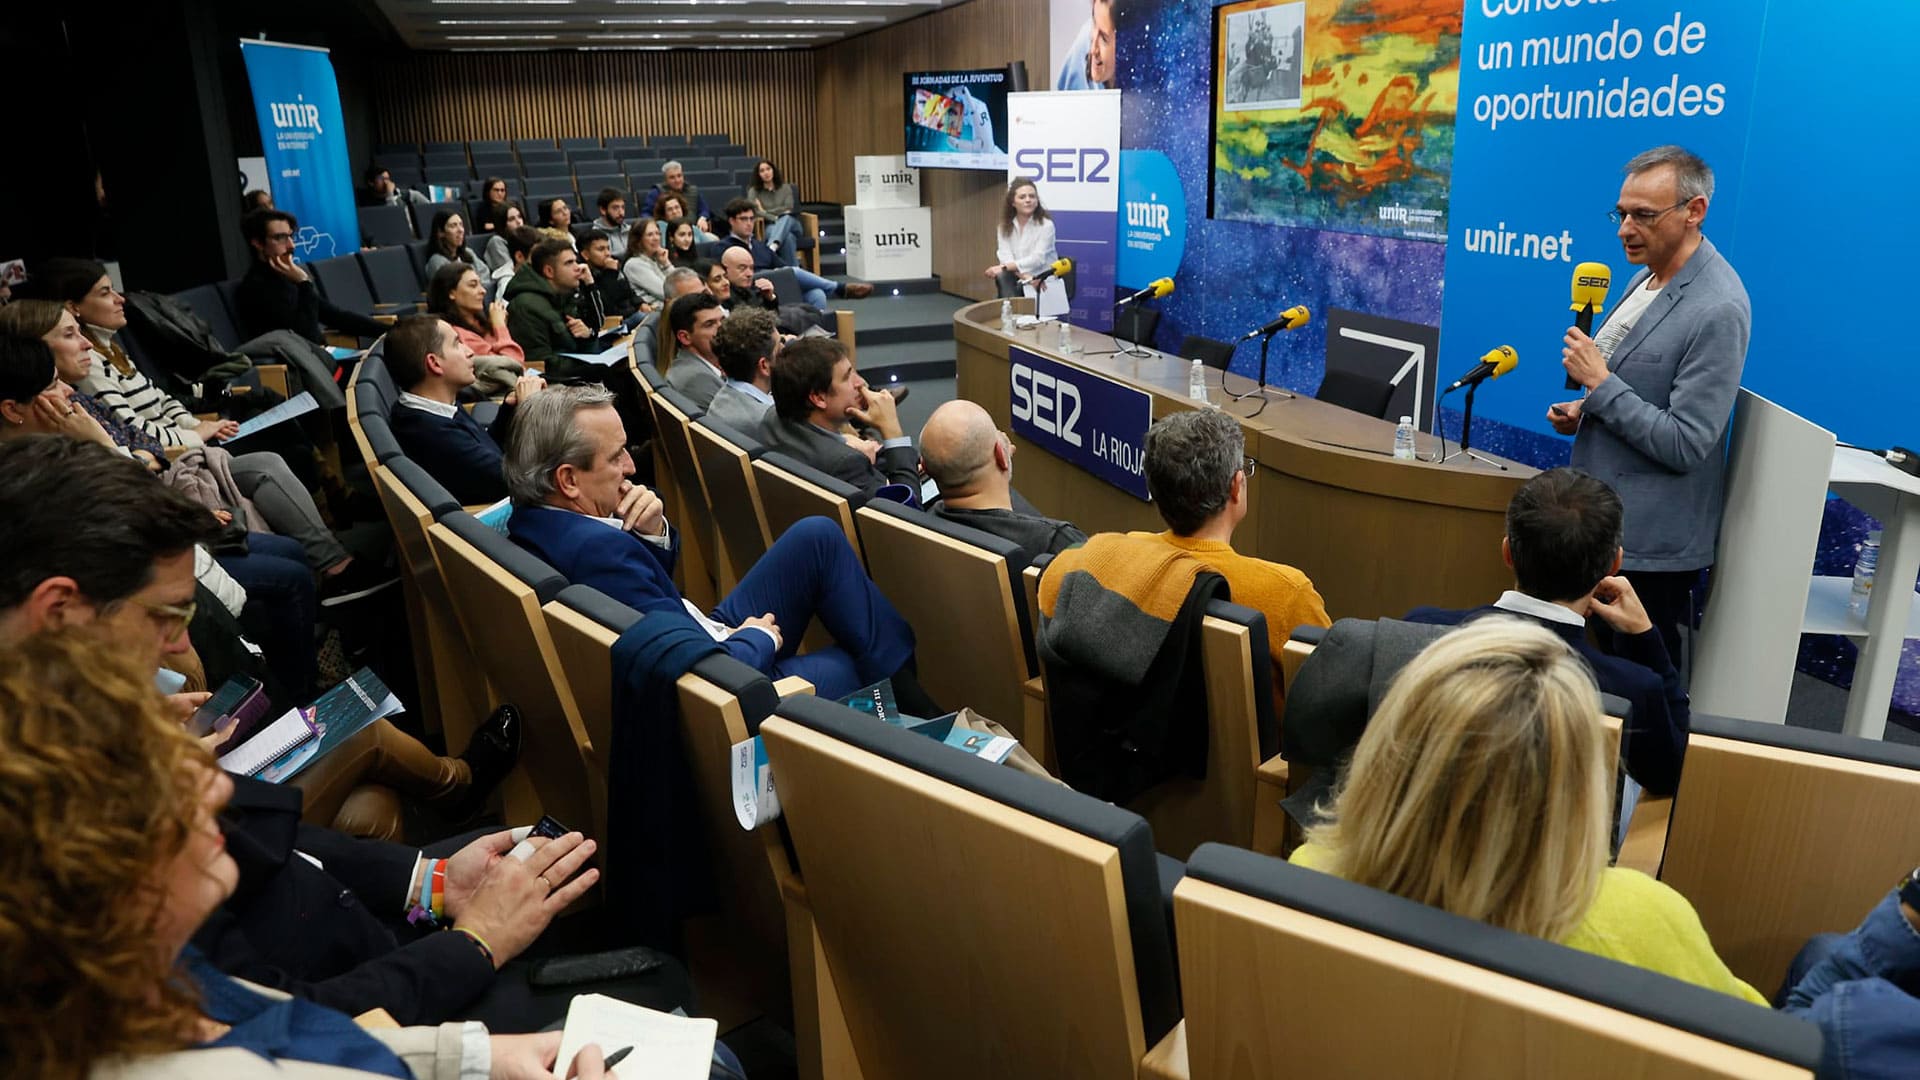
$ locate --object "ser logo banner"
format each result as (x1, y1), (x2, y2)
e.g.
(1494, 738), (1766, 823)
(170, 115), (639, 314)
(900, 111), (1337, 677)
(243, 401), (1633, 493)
(1009, 346), (1151, 500)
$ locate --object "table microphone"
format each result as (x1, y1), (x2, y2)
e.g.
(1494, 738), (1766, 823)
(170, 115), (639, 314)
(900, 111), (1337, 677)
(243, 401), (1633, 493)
(1445, 345), (1519, 394)
(1117, 278), (1175, 306)
(1237, 305), (1311, 341)
(1029, 257), (1073, 285)
(1566, 261), (1612, 389)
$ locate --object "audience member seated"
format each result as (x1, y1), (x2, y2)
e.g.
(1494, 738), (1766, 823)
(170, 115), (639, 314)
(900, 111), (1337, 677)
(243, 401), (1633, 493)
(921, 399), (1086, 558)
(766, 336), (917, 498)
(644, 161), (713, 235)
(1402, 466), (1690, 796)
(488, 222), (539, 301)
(663, 292), (727, 407)
(423, 209), (484, 279)
(243, 188), (273, 214)
(718, 198), (872, 308)
(505, 384), (930, 704)
(504, 238), (597, 375)
(236, 209), (388, 344)
(635, 266), (704, 346)
(700, 259), (730, 303)
(1782, 873), (1920, 1077)
(425, 263), (526, 398)
(745, 157), (802, 264)
(707, 307), (779, 436)
(355, 163), (430, 230)
(591, 187), (631, 260)
(621, 216), (671, 310)
(663, 213), (705, 266)
(1292, 616), (1763, 1002)
(0, 631), (643, 1073)
(388, 314), (544, 504)
(0, 320), (319, 694)
(535, 197), (577, 249)
(474, 177), (511, 236)
(579, 231), (642, 321)
(5, 287), (359, 593)
(1046, 408), (1328, 716)
(0, 437), (515, 841)
(482, 202), (527, 276)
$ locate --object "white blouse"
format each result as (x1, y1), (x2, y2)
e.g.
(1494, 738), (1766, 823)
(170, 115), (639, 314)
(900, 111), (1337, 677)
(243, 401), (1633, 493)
(996, 216), (1058, 278)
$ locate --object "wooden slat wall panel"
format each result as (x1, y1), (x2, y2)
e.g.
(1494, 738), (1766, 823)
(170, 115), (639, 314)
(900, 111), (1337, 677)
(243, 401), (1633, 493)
(369, 51), (820, 194)
(815, 0), (1050, 300)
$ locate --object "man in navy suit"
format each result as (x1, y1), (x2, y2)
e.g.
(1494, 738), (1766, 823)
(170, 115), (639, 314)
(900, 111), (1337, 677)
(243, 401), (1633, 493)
(387, 315), (546, 505)
(1402, 467), (1689, 795)
(504, 383), (922, 701)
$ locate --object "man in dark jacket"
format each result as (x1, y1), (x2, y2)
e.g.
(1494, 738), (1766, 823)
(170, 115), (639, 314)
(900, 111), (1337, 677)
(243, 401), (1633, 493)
(580, 231), (642, 320)
(504, 237), (599, 381)
(765, 335), (918, 497)
(385, 315), (544, 504)
(235, 208), (388, 345)
(920, 399), (1085, 560)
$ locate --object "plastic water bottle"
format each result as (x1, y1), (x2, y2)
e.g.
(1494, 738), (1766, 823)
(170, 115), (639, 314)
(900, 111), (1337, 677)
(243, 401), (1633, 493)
(999, 299), (1013, 331)
(1851, 530), (1882, 617)
(1189, 357), (1209, 403)
(1057, 319), (1074, 354)
(1393, 416), (1416, 460)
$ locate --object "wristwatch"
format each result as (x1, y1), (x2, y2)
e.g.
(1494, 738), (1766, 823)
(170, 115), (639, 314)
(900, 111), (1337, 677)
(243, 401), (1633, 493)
(1898, 865), (1920, 911)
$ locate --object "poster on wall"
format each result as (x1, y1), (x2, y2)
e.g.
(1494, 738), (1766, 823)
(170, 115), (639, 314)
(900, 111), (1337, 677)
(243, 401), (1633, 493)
(1008, 89), (1122, 331)
(1208, 0), (1459, 242)
(1050, 0), (1117, 91)
(1436, 0), (1761, 434)
(238, 39), (357, 266)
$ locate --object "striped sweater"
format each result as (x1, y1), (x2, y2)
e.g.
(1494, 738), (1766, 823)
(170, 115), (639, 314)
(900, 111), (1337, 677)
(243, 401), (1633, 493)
(77, 328), (203, 448)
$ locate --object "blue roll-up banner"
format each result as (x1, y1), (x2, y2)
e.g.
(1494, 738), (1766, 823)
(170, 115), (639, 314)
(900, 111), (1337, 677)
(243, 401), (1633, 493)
(1009, 345), (1153, 500)
(1008, 90), (1122, 331)
(240, 39), (357, 265)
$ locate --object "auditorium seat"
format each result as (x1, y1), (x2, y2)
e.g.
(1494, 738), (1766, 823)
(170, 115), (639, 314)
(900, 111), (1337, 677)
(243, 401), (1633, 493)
(513, 138), (558, 152)
(685, 170), (733, 195)
(1151, 844), (1820, 1079)
(853, 499), (1035, 738)
(603, 136), (649, 153)
(686, 416), (774, 587)
(645, 385), (725, 604)
(760, 693), (1183, 1080)
(622, 158), (668, 182)
(423, 140), (464, 155)
(689, 133), (732, 146)
(470, 152), (518, 174)
(374, 141), (418, 159)
(1650, 716), (1920, 996)
(427, 510), (601, 838)
(673, 155), (715, 172)
(518, 147), (566, 167)
(469, 138), (511, 153)
(558, 136), (601, 151)
(423, 164), (470, 185)
(1314, 367), (1397, 421)
(359, 247), (425, 309)
(171, 284), (243, 349)
(370, 456), (488, 744)
(714, 155), (758, 175)
(384, 163), (425, 190)
(646, 133), (692, 146)
(357, 204), (414, 248)
(752, 452), (865, 553)
(575, 174), (627, 200)
(309, 255), (404, 321)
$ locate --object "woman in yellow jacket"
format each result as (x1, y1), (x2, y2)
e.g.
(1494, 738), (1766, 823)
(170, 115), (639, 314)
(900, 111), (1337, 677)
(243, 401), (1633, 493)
(1290, 616), (1763, 1004)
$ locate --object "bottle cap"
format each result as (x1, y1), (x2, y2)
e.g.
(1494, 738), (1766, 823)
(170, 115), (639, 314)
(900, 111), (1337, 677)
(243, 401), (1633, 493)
(1399, 416), (1412, 424)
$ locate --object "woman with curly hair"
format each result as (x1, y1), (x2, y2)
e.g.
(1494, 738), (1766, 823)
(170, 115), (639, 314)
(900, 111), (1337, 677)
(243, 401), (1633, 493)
(984, 177), (1056, 299)
(0, 632), (617, 1080)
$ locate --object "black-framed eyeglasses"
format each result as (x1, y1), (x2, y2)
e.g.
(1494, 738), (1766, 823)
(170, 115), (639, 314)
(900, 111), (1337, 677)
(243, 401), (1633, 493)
(1608, 199), (1689, 227)
(1242, 456), (1258, 478)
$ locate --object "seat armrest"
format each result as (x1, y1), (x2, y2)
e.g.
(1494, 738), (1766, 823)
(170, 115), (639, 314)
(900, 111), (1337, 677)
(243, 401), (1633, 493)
(773, 675), (815, 697)
(1289, 624), (1327, 645)
(1616, 794), (1672, 876)
(1141, 1022), (1190, 1080)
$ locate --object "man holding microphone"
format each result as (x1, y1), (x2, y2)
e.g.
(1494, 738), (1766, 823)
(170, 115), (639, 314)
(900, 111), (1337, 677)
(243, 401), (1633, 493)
(1547, 145), (1751, 665)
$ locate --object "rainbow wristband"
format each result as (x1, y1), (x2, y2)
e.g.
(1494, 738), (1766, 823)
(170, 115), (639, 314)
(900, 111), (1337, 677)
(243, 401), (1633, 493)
(430, 861), (447, 923)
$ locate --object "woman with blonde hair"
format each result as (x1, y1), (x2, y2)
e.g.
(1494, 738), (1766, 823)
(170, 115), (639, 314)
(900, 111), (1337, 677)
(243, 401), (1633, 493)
(0, 632), (615, 1079)
(1293, 617), (1763, 1003)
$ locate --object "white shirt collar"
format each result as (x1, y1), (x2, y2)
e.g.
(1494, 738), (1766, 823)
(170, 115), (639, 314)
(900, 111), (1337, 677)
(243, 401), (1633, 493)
(725, 379), (773, 405)
(1493, 590), (1587, 629)
(397, 391), (458, 419)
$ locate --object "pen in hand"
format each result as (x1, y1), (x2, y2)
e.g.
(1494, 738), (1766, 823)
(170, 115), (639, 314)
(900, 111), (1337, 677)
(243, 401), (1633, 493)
(601, 1045), (634, 1069)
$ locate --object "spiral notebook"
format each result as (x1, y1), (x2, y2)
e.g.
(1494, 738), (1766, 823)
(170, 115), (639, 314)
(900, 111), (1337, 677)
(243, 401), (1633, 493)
(217, 707), (320, 777)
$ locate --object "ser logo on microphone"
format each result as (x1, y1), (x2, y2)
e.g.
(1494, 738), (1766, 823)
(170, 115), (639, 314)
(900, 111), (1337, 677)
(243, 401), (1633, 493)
(1576, 275), (1609, 288)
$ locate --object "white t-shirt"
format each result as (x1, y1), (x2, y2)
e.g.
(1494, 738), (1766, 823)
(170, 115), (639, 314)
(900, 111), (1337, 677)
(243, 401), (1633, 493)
(1592, 279), (1664, 363)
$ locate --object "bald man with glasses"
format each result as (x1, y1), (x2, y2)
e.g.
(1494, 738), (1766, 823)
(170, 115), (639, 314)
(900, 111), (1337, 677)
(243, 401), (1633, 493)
(1547, 145), (1750, 664)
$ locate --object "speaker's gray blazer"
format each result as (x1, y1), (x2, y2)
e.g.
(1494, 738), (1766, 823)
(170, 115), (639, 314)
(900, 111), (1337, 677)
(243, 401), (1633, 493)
(1573, 235), (1750, 572)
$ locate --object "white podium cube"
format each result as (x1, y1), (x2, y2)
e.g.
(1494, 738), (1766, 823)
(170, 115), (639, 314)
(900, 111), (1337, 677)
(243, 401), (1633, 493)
(853, 155), (921, 209)
(845, 205), (933, 281)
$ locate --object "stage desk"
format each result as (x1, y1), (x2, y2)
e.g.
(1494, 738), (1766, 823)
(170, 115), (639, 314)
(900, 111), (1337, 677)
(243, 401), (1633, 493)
(953, 300), (1536, 620)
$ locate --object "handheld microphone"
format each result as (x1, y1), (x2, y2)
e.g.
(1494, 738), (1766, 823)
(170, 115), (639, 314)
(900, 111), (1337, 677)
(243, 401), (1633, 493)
(1444, 345), (1519, 394)
(1238, 305), (1311, 341)
(1029, 257), (1073, 285)
(1117, 278), (1175, 306)
(1566, 261), (1612, 389)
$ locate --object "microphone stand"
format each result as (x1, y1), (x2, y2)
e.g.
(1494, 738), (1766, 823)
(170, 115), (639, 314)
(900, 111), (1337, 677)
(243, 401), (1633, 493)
(1226, 327), (1296, 418)
(1440, 379), (1509, 470)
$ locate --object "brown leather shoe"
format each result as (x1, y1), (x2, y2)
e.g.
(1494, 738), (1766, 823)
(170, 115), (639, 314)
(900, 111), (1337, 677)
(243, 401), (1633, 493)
(841, 282), (875, 299)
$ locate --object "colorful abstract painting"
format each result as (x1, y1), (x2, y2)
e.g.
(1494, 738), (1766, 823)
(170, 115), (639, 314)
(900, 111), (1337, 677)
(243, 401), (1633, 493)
(1211, 0), (1460, 241)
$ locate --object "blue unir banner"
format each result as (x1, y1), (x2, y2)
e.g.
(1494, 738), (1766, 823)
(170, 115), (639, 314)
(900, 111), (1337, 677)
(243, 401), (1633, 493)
(240, 39), (358, 266)
(1008, 346), (1153, 500)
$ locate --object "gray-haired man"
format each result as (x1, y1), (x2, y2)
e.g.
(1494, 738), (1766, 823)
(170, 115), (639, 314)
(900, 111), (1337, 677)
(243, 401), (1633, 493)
(1548, 145), (1750, 661)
